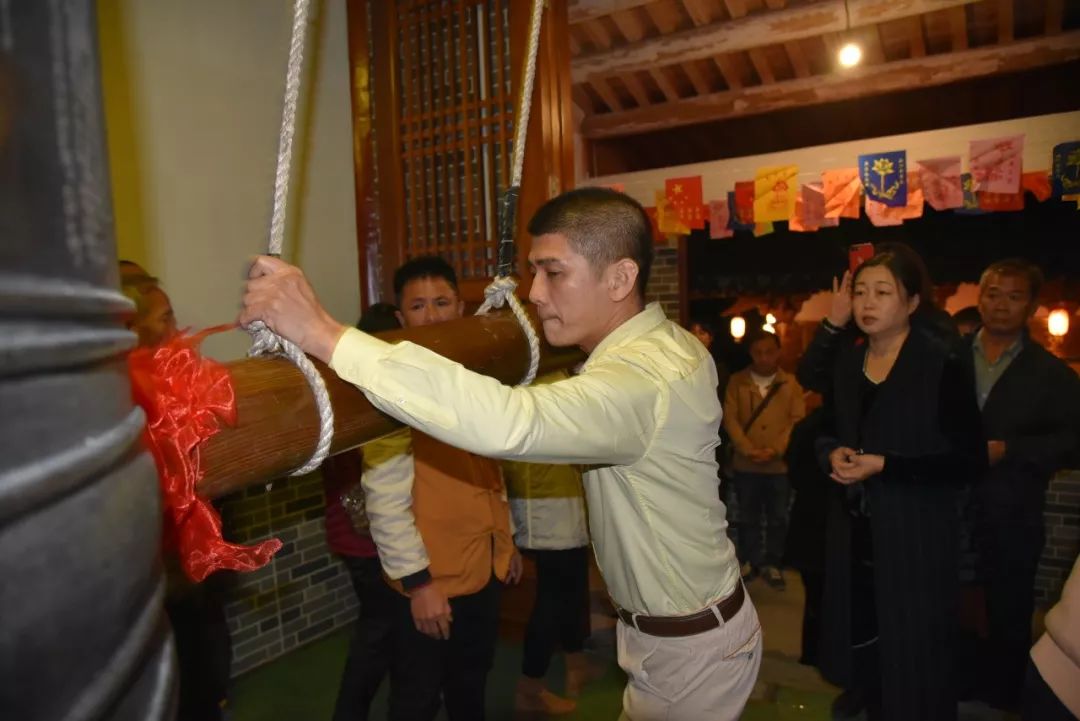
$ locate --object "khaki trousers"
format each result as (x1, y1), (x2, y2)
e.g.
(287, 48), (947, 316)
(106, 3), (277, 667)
(616, 592), (762, 721)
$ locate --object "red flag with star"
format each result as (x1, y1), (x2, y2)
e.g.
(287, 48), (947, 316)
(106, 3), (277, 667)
(665, 176), (705, 230)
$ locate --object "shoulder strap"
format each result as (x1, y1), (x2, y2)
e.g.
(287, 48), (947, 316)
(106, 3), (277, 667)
(743, 381), (785, 433)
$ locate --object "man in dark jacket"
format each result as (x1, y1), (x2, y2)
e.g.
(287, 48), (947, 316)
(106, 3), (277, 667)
(969, 259), (1080, 712)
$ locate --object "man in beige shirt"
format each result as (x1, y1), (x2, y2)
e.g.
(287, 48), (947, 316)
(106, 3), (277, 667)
(240, 188), (762, 720)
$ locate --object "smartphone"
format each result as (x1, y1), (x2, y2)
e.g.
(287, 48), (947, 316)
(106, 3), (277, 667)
(848, 243), (874, 274)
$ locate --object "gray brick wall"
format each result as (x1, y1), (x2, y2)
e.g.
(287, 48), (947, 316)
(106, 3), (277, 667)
(1036, 469), (1080, 606)
(646, 244), (679, 320)
(219, 471), (358, 677)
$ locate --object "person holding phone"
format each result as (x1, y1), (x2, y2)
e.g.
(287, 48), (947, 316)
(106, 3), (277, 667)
(797, 243), (986, 721)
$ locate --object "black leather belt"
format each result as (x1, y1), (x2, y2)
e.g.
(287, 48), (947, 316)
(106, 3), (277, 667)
(615, 582), (746, 638)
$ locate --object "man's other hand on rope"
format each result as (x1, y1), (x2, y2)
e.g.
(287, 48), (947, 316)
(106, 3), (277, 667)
(240, 255), (345, 364)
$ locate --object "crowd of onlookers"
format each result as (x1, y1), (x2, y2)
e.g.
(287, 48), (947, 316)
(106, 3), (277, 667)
(694, 247), (1080, 721)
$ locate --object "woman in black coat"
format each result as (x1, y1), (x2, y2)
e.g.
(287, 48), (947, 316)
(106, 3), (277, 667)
(798, 245), (987, 721)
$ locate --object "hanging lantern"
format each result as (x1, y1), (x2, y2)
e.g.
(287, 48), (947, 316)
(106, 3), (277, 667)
(730, 316), (746, 340)
(1048, 308), (1070, 338)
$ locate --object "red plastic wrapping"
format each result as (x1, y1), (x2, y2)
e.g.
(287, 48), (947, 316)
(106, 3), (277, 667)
(128, 325), (282, 582)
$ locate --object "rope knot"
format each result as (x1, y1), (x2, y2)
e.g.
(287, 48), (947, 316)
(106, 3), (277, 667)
(478, 275), (519, 313)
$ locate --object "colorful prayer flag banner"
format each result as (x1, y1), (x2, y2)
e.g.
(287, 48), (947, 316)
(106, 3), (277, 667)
(753, 165), (798, 222)
(734, 181), (755, 226)
(644, 206), (664, 243)
(709, 200), (733, 239)
(602, 183), (626, 193)
(822, 168), (862, 219)
(655, 190), (689, 235)
(859, 150), (907, 207)
(970, 135), (1023, 194)
(865, 174), (924, 226)
(665, 176), (706, 230)
(978, 190), (1025, 212)
(1021, 171), (1051, 202)
(1051, 141), (1080, 198)
(917, 156), (963, 211)
(955, 173), (986, 215)
(753, 222), (774, 237)
(790, 182), (834, 232)
(728, 191), (753, 231)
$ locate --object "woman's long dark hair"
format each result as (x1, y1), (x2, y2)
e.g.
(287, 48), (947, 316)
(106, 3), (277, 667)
(852, 242), (957, 341)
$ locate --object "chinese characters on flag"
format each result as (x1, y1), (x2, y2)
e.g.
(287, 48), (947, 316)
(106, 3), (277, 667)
(753, 166), (798, 222)
(970, 135), (1023, 194)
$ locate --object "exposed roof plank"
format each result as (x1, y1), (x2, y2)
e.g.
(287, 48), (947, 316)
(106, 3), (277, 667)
(1046, 0), (1064, 34)
(581, 31), (1080, 138)
(997, 0), (1014, 44)
(949, 5), (969, 50)
(572, 0), (981, 83)
(569, 0), (656, 25)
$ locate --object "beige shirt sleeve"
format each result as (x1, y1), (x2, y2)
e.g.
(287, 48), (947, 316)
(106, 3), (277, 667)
(775, 380), (807, 455)
(360, 429), (429, 581)
(330, 328), (659, 466)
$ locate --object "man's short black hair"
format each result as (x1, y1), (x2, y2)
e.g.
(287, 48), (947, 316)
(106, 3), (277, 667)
(980, 258), (1044, 301)
(746, 329), (780, 348)
(527, 187), (654, 300)
(393, 256), (459, 305)
(357, 303), (402, 334)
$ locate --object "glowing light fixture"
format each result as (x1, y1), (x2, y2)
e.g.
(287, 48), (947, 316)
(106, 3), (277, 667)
(838, 42), (862, 68)
(1048, 308), (1070, 338)
(837, 1), (862, 68)
(766, 312), (777, 325)
(731, 316), (746, 340)
(763, 323), (777, 335)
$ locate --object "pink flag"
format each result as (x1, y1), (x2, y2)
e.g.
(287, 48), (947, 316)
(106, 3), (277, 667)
(970, 135), (1024, 194)
(708, 200), (733, 239)
(790, 183), (830, 232)
(918, 157), (963, 211)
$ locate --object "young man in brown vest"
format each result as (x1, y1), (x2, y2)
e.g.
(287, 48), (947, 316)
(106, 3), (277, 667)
(360, 257), (519, 721)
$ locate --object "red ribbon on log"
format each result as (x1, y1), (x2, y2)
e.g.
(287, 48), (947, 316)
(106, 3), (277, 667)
(128, 325), (282, 582)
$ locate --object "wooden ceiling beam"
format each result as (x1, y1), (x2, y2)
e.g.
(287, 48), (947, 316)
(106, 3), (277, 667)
(908, 16), (927, 58)
(1046, 0), (1065, 34)
(570, 0), (655, 25)
(580, 30), (1080, 138)
(713, 54), (744, 90)
(590, 76), (625, 112)
(949, 5), (969, 50)
(620, 72), (652, 106)
(572, 0), (981, 83)
(997, 0), (1014, 44)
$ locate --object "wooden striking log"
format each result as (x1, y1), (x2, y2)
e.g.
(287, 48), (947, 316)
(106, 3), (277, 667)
(198, 311), (582, 499)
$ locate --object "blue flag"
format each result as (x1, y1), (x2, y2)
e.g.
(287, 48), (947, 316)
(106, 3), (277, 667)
(859, 150), (907, 207)
(1051, 141), (1080, 198)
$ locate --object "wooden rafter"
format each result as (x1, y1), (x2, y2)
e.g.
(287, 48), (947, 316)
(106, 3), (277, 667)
(724, 0), (774, 85)
(908, 15), (927, 58)
(997, 0), (1014, 44)
(580, 30), (1080, 138)
(569, 0), (654, 25)
(1046, 0), (1064, 34)
(949, 5), (969, 50)
(608, 5), (678, 102)
(763, 0), (811, 78)
(571, 0), (980, 84)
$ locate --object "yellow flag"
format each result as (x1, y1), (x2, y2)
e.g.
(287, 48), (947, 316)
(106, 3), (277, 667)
(754, 166), (798, 222)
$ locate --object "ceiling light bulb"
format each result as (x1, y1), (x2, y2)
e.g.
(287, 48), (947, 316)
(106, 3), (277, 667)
(766, 313), (777, 325)
(838, 42), (862, 68)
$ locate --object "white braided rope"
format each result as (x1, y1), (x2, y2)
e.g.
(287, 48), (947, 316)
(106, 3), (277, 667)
(479, 0), (544, 387)
(508, 0), (544, 189)
(475, 277), (541, 386)
(246, 0), (334, 477)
